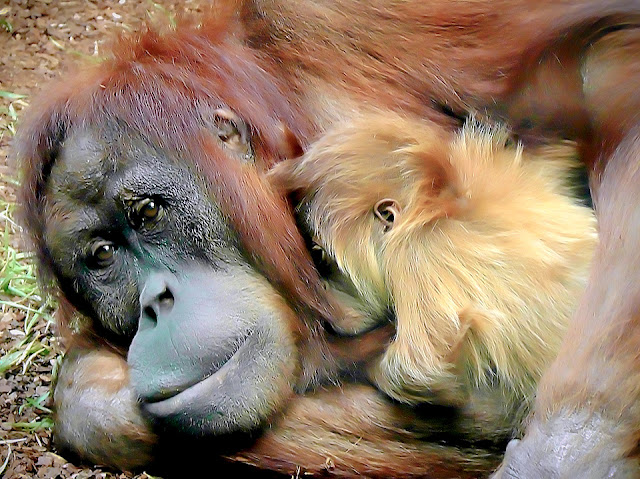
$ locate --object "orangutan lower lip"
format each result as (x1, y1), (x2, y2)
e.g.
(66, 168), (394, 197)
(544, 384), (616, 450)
(142, 366), (224, 404)
(143, 366), (231, 415)
(140, 333), (247, 407)
(143, 385), (196, 403)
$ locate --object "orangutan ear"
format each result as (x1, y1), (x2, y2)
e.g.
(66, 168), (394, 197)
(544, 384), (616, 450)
(373, 198), (402, 232)
(211, 108), (252, 158)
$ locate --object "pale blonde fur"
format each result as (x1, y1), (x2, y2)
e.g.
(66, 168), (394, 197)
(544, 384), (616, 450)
(271, 114), (597, 409)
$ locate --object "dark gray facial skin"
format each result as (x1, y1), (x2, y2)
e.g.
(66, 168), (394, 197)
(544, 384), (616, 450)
(132, 267), (298, 434)
(44, 123), (298, 435)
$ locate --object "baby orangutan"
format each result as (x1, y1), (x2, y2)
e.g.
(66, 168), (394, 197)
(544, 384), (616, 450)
(270, 114), (597, 417)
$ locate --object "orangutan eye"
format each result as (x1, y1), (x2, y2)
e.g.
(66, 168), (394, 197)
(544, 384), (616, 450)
(139, 198), (161, 220)
(125, 197), (164, 230)
(89, 241), (117, 268)
(310, 239), (328, 267)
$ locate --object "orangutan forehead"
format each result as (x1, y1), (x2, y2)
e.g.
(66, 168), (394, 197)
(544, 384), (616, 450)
(47, 126), (118, 204)
(47, 123), (198, 204)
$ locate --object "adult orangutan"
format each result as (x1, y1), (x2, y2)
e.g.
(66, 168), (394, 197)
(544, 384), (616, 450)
(15, 0), (640, 477)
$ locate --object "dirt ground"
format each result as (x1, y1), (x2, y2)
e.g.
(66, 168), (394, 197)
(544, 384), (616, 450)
(0, 2), (203, 478)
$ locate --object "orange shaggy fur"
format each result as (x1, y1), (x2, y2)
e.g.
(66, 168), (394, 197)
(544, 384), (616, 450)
(271, 114), (597, 412)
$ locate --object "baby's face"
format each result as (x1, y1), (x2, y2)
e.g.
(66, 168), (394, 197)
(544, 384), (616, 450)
(294, 197), (392, 336)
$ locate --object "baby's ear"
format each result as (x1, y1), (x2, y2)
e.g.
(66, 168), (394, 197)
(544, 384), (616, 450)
(373, 198), (402, 232)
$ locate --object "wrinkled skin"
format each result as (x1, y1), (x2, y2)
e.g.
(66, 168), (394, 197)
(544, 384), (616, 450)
(494, 412), (639, 479)
(16, 0), (640, 476)
(44, 120), (511, 478)
(46, 121), (301, 434)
